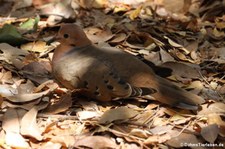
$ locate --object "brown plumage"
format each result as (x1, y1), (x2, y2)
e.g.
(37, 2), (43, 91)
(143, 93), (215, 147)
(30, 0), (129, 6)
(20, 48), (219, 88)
(52, 24), (204, 110)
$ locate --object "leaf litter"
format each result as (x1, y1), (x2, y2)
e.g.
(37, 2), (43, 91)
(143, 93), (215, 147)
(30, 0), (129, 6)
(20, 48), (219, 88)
(0, 0), (225, 148)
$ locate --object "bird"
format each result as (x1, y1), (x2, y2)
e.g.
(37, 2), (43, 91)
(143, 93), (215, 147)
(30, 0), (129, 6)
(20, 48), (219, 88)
(52, 24), (205, 110)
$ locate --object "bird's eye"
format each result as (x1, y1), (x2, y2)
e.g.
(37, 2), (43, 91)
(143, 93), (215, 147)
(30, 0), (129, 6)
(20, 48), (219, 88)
(63, 34), (69, 38)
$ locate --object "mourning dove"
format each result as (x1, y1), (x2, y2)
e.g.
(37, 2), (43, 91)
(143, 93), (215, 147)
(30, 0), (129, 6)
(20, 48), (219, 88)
(52, 24), (205, 110)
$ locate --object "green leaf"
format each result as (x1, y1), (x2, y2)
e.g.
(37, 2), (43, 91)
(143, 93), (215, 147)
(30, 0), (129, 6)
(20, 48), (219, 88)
(0, 24), (27, 45)
(19, 17), (40, 31)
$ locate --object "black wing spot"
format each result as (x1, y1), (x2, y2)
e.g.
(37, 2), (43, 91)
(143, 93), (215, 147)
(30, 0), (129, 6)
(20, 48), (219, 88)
(94, 91), (100, 96)
(84, 81), (88, 88)
(104, 80), (109, 84)
(109, 72), (113, 76)
(96, 86), (99, 91)
(107, 85), (114, 90)
(118, 79), (126, 85)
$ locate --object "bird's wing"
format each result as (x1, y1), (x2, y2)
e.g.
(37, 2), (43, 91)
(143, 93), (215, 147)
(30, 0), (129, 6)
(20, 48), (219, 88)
(79, 55), (143, 101)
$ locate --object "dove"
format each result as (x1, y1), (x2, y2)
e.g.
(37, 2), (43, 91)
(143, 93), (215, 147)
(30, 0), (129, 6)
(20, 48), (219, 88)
(52, 24), (204, 110)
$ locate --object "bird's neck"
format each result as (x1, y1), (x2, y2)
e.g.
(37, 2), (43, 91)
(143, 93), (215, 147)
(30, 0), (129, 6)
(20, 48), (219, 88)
(52, 43), (92, 65)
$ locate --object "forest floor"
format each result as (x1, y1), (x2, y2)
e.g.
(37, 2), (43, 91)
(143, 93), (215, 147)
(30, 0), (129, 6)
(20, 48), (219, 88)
(0, 0), (224, 148)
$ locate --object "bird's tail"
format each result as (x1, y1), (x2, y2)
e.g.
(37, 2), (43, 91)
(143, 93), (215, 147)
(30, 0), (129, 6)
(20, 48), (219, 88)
(151, 76), (205, 110)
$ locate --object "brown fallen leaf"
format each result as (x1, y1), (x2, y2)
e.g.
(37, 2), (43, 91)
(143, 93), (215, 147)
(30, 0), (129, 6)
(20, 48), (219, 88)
(6, 89), (50, 103)
(40, 1), (75, 25)
(185, 41), (199, 53)
(77, 110), (101, 120)
(2, 108), (29, 148)
(48, 135), (75, 148)
(39, 142), (62, 149)
(43, 93), (72, 114)
(162, 0), (186, 14)
(0, 84), (18, 97)
(129, 5), (142, 20)
(201, 124), (219, 143)
(184, 80), (204, 94)
(17, 80), (36, 94)
(21, 41), (49, 52)
(169, 114), (191, 125)
(160, 48), (175, 63)
(166, 130), (203, 148)
(134, 109), (154, 125)
(129, 128), (149, 138)
(0, 43), (28, 69)
(2, 108), (21, 133)
(21, 61), (52, 84)
(73, 136), (117, 149)
(207, 114), (225, 137)
(0, 70), (13, 84)
(21, 106), (47, 141)
(150, 125), (174, 135)
(99, 106), (139, 124)
(144, 133), (171, 144)
(198, 102), (225, 115)
(109, 33), (127, 44)
(84, 27), (114, 43)
(160, 62), (200, 79)
(2, 98), (42, 110)
(164, 36), (190, 54)
(5, 132), (30, 148)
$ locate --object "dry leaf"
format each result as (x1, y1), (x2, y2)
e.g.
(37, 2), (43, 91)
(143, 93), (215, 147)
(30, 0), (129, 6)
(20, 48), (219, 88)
(207, 114), (225, 137)
(43, 93), (72, 114)
(169, 114), (191, 125)
(201, 124), (219, 143)
(92, 0), (108, 8)
(185, 41), (199, 52)
(2, 98), (42, 110)
(160, 48), (175, 63)
(0, 70), (13, 84)
(21, 41), (49, 53)
(161, 62), (200, 79)
(109, 33), (127, 43)
(77, 111), (101, 120)
(184, 80), (204, 94)
(0, 84), (18, 97)
(0, 43), (28, 69)
(144, 133), (171, 144)
(2, 108), (29, 148)
(20, 107), (43, 141)
(40, 142), (62, 149)
(73, 136), (117, 148)
(164, 36), (190, 54)
(198, 102), (225, 115)
(5, 132), (30, 148)
(99, 106), (139, 124)
(49, 135), (75, 147)
(162, 0), (185, 13)
(166, 131), (202, 148)
(17, 80), (35, 94)
(40, 2), (75, 25)
(149, 125), (173, 135)
(84, 27), (114, 43)
(130, 128), (149, 138)
(21, 61), (52, 84)
(129, 6), (142, 20)
(2, 108), (20, 133)
(134, 109), (154, 125)
(6, 89), (50, 103)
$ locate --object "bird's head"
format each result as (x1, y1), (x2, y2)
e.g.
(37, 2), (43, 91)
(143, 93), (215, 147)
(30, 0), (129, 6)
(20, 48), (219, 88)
(56, 24), (92, 47)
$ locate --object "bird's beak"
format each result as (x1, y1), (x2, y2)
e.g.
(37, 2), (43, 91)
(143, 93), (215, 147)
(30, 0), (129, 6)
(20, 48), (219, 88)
(46, 35), (61, 45)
